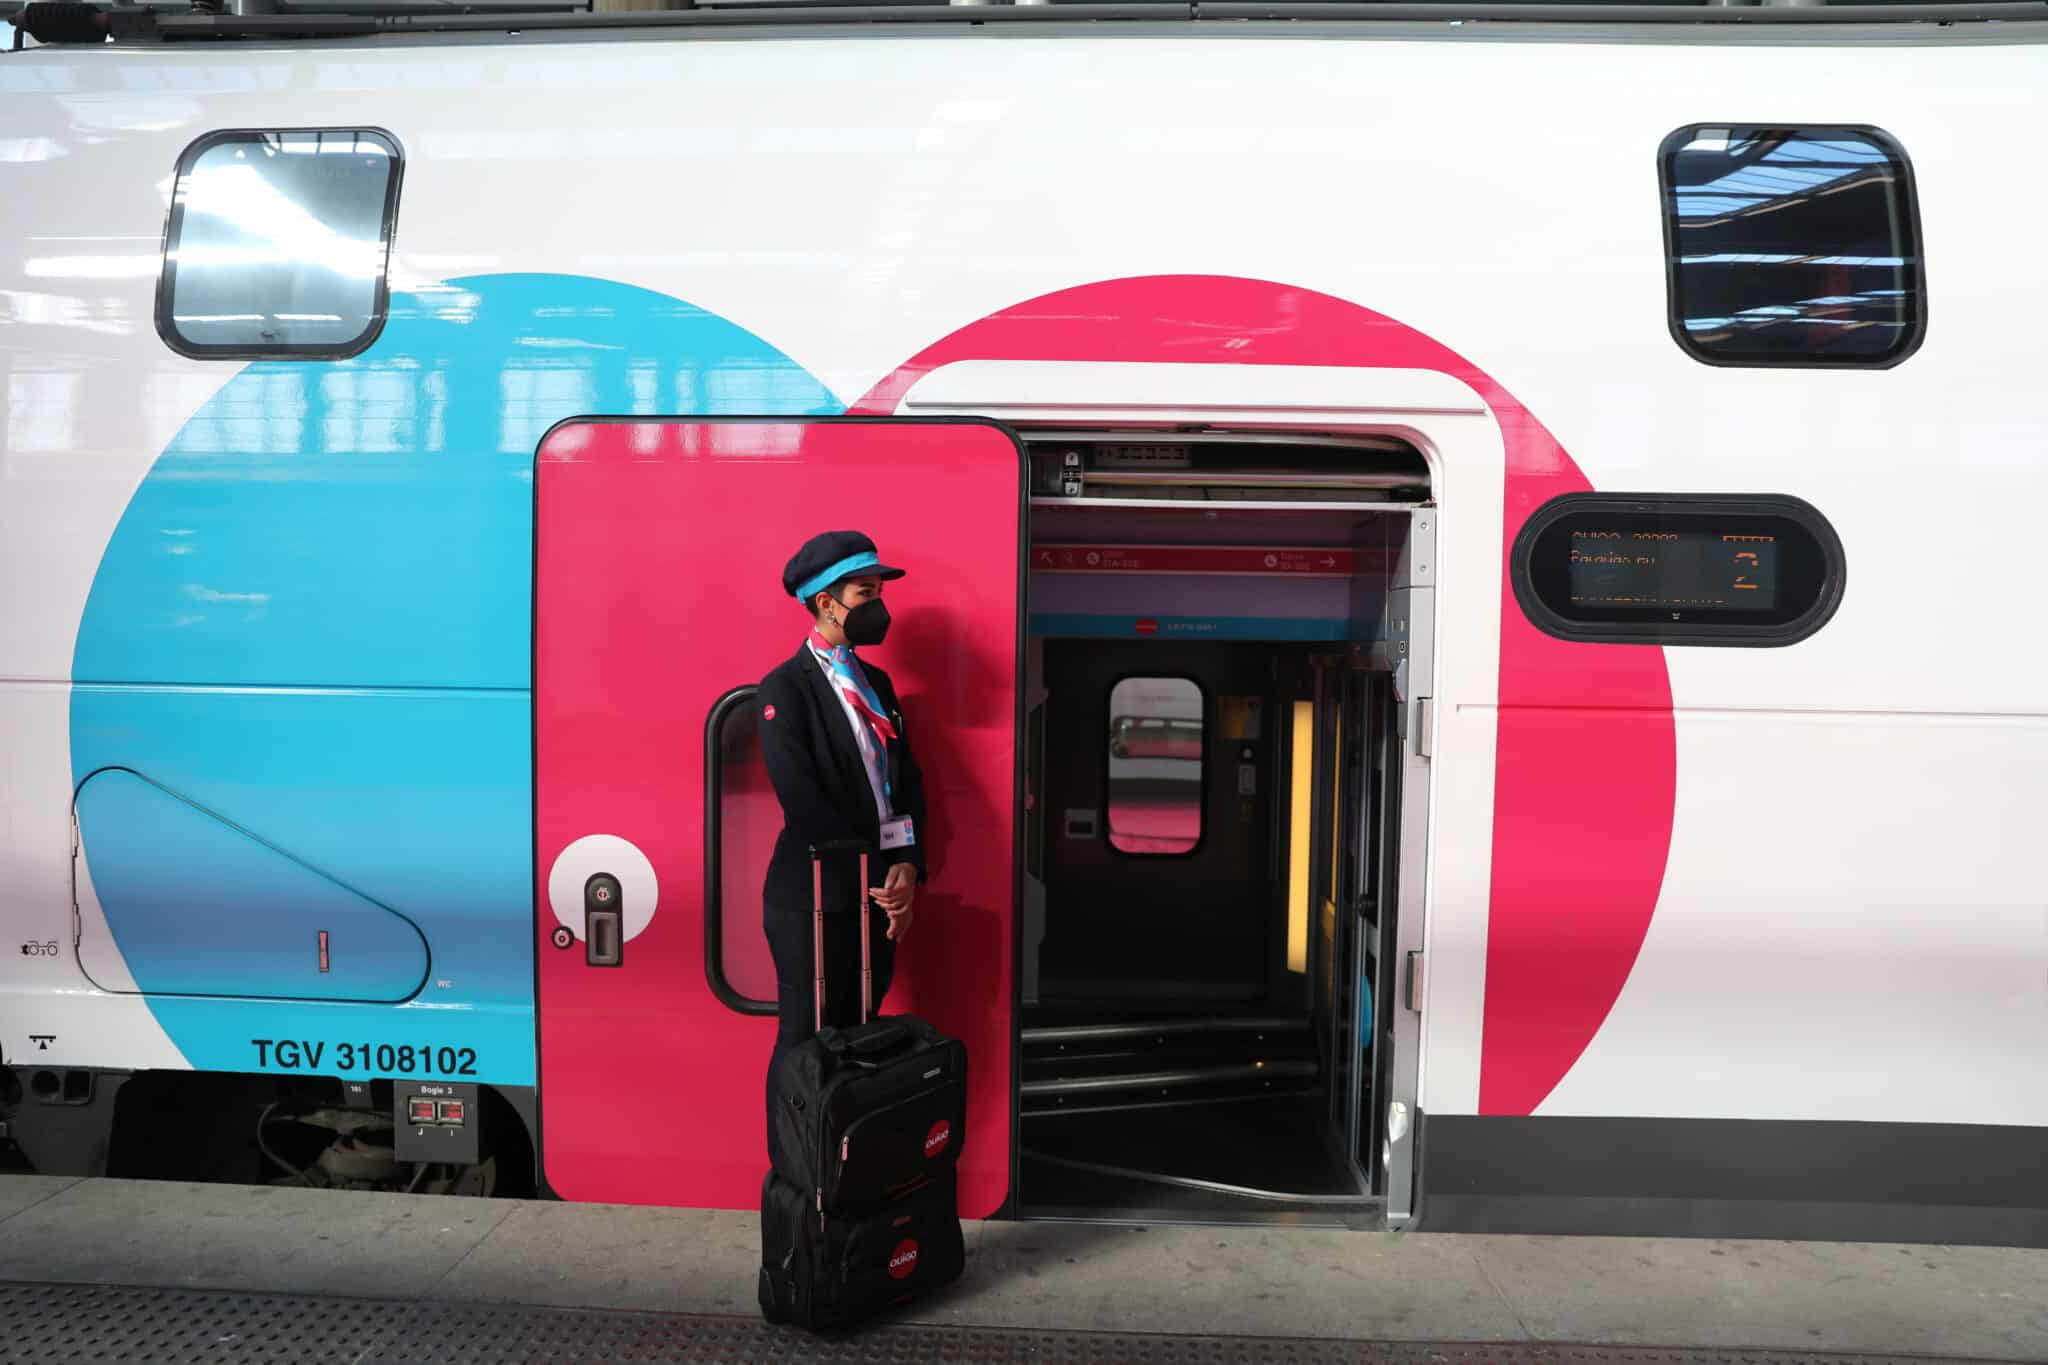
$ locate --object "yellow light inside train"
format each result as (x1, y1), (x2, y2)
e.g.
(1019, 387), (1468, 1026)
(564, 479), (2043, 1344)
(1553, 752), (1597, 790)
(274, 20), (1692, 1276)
(1287, 700), (1312, 974)
(1330, 706), (1343, 894)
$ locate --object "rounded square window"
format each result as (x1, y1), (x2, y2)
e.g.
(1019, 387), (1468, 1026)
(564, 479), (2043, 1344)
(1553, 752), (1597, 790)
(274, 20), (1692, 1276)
(158, 129), (402, 359)
(1660, 125), (1923, 368)
(1106, 676), (1204, 856)
(1511, 493), (1845, 647)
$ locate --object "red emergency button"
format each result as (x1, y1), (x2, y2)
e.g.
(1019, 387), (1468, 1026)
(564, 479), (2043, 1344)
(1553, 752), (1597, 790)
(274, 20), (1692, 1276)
(407, 1098), (437, 1125)
(436, 1100), (467, 1125)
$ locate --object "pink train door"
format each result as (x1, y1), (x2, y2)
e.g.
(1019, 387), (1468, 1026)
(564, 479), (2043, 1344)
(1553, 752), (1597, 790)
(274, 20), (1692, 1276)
(534, 418), (1023, 1216)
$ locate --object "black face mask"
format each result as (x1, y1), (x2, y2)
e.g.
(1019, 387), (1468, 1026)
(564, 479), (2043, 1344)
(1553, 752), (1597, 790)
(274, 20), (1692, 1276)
(835, 597), (891, 647)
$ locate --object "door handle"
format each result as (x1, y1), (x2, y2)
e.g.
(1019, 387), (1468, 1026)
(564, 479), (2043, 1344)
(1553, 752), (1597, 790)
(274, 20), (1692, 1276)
(585, 872), (623, 967)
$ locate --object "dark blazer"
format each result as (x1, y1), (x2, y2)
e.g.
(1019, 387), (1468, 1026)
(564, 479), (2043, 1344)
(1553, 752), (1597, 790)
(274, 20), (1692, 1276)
(758, 643), (929, 916)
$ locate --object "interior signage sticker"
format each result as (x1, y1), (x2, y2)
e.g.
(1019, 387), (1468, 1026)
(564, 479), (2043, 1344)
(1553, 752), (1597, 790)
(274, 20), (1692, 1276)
(1091, 443), (1194, 470)
(1031, 546), (1365, 577)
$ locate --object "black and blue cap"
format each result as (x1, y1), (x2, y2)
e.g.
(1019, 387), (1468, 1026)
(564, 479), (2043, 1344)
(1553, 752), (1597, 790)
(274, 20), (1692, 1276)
(783, 530), (906, 603)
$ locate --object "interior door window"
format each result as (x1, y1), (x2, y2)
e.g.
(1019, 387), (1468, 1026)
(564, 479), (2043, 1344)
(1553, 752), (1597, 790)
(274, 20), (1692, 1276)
(1106, 676), (1204, 855)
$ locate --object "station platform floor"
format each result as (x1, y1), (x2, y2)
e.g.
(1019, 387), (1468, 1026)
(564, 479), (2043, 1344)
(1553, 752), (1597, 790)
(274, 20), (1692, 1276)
(2, 1175), (2045, 1363)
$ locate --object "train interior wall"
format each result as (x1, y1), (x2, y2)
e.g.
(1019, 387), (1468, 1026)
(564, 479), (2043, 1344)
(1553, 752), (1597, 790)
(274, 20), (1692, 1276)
(1015, 447), (1424, 1224)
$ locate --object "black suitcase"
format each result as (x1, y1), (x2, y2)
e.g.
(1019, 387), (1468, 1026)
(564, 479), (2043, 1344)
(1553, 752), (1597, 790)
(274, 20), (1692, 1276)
(759, 843), (967, 1329)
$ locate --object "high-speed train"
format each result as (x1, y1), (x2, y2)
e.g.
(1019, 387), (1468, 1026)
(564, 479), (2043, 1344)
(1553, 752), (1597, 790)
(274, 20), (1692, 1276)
(3, 0), (2044, 1247)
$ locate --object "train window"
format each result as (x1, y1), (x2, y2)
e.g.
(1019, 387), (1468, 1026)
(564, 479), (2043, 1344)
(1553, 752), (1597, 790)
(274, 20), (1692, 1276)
(1659, 125), (1923, 367)
(1106, 677), (1204, 856)
(1511, 493), (1845, 647)
(706, 687), (777, 1015)
(158, 129), (402, 359)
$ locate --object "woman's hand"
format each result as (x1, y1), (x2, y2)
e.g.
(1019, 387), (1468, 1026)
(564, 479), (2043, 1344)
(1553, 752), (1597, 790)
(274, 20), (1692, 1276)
(873, 862), (917, 940)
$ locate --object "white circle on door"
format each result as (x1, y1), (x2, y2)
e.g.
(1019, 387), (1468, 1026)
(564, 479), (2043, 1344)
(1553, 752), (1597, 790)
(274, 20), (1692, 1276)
(547, 834), (659, 943)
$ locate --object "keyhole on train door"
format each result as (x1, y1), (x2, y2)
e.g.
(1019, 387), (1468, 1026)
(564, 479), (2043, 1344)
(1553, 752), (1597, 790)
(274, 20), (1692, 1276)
(585, 873), (623, 967)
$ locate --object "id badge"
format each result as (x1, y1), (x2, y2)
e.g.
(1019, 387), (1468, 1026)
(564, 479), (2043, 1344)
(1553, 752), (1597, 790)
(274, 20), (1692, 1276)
(879, 815), (916, 850)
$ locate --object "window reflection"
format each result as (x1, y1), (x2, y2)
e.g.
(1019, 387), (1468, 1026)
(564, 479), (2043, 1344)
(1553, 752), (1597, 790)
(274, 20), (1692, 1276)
(161, 129), (399, 356)
(714, 698), (778, 1006)
(1107, 677), (1203, 856)
(1661, 126), (1921, 365)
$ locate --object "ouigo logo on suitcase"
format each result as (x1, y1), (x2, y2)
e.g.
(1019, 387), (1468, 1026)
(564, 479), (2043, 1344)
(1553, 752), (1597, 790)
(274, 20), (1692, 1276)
(888, 1239), (920, 1279)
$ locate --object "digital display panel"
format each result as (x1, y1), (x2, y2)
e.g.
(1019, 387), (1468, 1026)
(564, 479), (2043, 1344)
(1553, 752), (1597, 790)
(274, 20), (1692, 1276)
(1567, 528), (1777, 611)
(1511, 494), (1844, 647)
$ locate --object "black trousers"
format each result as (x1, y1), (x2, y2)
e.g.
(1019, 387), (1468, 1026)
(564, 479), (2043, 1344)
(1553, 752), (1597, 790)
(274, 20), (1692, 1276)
(763, 903), (895, 1166)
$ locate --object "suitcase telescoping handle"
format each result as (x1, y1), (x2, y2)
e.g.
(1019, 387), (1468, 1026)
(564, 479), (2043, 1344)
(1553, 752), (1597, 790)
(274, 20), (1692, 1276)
(807, 840), (873, 1032)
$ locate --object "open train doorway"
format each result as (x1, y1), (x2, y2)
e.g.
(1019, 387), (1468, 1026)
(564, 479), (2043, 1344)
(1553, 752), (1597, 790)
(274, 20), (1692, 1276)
(1015, 433), (1434, 1225)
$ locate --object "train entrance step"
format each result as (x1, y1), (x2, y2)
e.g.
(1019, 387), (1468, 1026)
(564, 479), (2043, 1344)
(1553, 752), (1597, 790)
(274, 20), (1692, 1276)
(0, 1281), (1992, 1365)
(1021, 1014), (1318, 1114)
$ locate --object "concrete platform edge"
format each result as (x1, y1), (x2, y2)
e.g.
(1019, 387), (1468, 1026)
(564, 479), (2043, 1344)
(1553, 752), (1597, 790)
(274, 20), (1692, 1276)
(0, 1176), (2042, 1361)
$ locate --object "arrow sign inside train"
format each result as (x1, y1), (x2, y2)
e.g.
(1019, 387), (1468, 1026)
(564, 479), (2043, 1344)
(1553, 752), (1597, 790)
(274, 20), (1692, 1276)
(1031, 545), (1371, 576)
